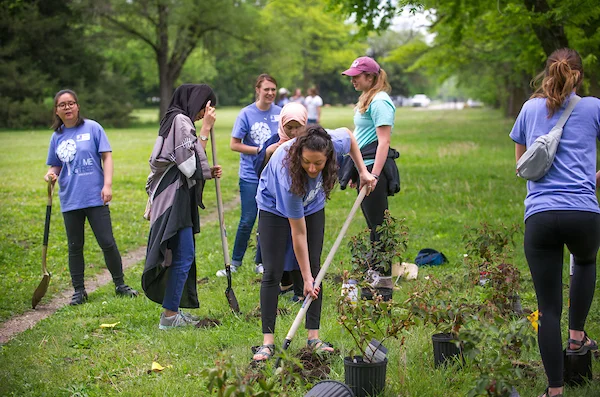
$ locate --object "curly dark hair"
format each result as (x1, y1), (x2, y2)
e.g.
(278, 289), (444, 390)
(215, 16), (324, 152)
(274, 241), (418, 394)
(284, 125), (339, 199)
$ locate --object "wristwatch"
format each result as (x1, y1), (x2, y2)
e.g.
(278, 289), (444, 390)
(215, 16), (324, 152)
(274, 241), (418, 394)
(199, 135), (209, 141)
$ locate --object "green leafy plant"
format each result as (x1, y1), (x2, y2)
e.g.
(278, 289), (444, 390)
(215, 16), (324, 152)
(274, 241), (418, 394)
(407, 276), (477, 336)
(461, 318), (537, 397)
(463, 223), (522, 315)
(203, 352), (303, 397)
(337, 270), (416, 358)
(348, 211), (409, 274)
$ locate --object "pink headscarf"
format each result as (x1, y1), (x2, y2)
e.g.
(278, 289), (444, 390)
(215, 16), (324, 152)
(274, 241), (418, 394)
(278, 102), (308, 142)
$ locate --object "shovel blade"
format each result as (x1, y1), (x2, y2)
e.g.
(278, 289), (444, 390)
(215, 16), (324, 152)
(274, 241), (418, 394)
(225, 288), (240, 313)
(32, 273), (51, 309)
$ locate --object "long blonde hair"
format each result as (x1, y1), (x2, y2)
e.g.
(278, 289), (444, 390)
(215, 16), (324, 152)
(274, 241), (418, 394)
(531, 48), (583, 118)
(356, 69), (391, 114)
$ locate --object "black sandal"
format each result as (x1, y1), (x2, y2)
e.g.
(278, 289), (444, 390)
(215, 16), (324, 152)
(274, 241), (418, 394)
(539, 387), (563, 397)
(566, 331), (598, 356)
(307, 338), (334, 353)
(252, 344), (275, 362)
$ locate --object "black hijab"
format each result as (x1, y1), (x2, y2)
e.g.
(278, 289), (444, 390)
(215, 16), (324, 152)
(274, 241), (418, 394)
(158, 84), (217, 138)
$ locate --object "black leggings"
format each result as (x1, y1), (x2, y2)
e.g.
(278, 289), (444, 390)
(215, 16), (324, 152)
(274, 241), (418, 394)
(358, 164), (390, 276)
(258, 209), (325, 334)
(524, 210), (600, 388)
(63, 205), (124, 290)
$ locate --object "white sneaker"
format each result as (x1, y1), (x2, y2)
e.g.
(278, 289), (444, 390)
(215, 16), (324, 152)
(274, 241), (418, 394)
(255, 264), (264, 274)
(216, 265), (238, 277)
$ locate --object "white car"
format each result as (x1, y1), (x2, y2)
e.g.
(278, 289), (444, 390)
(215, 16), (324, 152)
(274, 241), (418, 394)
(411, 94), (431, 107)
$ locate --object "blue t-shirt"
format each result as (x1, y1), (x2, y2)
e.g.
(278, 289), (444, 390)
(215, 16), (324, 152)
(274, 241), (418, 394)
(46, 120), (112, 212)
(509, 94), (600, 221)
(231, 103), (281, 183)
(256, 128), (352, 219)
(353, 91), (395, 166)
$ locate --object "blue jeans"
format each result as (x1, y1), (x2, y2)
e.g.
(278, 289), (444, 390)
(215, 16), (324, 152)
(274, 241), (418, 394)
(231, 179), (259, 266)
(162, 227), (194, 312)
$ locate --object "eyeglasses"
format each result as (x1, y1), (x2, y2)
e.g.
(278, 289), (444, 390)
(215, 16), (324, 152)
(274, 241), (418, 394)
(57, 101), (77, 110)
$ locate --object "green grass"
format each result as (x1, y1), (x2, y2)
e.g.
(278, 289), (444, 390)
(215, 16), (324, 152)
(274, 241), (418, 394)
(1, 106), (599, 396)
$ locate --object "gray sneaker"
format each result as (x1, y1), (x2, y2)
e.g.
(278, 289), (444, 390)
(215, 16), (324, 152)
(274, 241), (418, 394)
(255, 263), (264, 274)
(159, 312), (197, 330)
(179, 310), (200, 323)
(216, 265), (238, 277)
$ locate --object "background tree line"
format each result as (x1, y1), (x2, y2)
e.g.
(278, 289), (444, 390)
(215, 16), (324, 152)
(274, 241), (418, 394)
(1, 0), (598, 128)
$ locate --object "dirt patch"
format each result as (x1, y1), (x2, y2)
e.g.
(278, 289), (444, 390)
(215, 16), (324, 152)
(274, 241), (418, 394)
(247, 347), (333, 381)
(0, 196), (240, 345)
(195, 317), (221, 328)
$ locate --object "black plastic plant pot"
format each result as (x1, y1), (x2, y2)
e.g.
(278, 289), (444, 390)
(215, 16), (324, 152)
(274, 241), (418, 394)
(432, 333), (463, 367)
(563, 349), (592, 386)
(344, 356), (387, 397)
(360, 287), (393, 302)
(304, 380), (355, 397)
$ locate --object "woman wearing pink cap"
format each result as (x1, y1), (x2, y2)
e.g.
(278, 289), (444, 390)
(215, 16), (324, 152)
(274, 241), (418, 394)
(341, 56), (398, 298)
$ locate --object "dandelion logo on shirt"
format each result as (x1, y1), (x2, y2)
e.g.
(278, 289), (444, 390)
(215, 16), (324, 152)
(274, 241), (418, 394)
(56, 139), (77, 175)
(303, 181), (322, 206)
(249, 122), (272, 147)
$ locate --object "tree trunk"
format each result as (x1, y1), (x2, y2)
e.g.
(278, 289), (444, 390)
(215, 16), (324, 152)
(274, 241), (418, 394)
(505, 75), (531, 118)
(523, 0), (569, 56)
(157, 3), (170, 119)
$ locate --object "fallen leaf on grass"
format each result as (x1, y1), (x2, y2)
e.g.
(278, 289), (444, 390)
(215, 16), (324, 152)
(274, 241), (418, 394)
(100, 322), (120, 329)
(149, 361), (172, 373)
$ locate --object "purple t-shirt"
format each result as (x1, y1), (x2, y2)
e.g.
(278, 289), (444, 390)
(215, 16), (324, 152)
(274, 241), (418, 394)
(46, 119), (112, 212)
(509, 94), (600, 221)
(231, 103), (281, 183)
(256, 128), (351, 219)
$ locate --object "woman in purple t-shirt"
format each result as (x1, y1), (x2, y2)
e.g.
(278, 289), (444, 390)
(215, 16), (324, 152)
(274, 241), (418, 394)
(510, 48), (600, 397)
(251, 125), (375, 362)
(220, 74), (281, 277)
(45, 89), (138, 305)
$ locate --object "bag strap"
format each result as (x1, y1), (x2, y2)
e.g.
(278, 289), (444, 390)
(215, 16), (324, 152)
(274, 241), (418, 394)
(554, 95), (581, 130)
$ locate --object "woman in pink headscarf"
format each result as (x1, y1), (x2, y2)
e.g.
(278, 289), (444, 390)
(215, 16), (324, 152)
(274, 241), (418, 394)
(255, 102), (308, 173)
(252, 102), (309, 304)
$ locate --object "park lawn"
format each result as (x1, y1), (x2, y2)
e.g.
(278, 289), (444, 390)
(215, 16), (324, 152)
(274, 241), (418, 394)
(1, 106), (599, 396)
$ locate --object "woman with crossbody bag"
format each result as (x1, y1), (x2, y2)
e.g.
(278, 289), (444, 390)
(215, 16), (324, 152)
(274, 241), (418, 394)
(509, 48), (600, 397)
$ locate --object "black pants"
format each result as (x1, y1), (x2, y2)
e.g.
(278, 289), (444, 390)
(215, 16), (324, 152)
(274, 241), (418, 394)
(62, 205), (124, 290)
(524, 210), (600, 388)
(358, 164), (390, 276)
(258, 209), (325, 334)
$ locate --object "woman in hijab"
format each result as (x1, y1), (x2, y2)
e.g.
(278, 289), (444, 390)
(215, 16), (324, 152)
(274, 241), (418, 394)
(142, 84), (223, 330)
(254, 102), (308, 301)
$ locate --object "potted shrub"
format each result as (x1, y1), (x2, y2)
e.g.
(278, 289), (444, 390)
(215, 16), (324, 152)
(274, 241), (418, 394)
(348, 211), (409, 301)
(462, 223), (522, 316)
(338, 273), (415, 397)
(407, 276), (476, 367)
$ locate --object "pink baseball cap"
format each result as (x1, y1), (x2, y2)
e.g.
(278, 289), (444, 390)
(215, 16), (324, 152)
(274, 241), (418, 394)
(342, 56), (381, 76)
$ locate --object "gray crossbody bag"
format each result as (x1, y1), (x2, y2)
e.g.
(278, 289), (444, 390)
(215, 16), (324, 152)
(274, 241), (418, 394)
(516, 95), (581, 181)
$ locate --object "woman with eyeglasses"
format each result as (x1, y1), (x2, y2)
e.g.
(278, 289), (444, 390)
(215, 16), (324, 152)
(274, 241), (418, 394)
(341, 56), (398, 298)
(44, 89), (138, 305)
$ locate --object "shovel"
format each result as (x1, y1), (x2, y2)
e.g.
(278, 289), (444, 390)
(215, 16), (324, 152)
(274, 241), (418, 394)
(209, 128), (241, 313)
(277, 185), (368, 366)
(32, 179), (55, 309)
